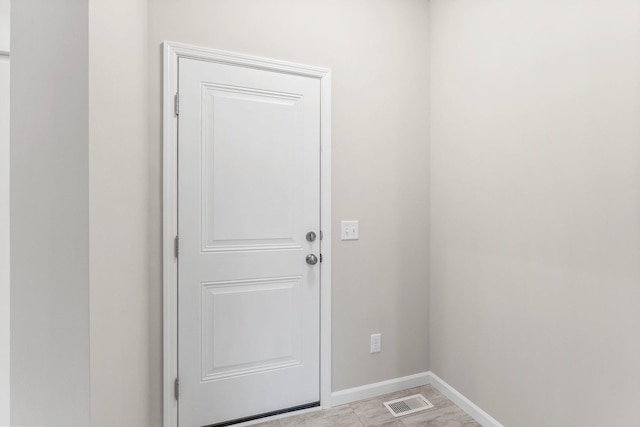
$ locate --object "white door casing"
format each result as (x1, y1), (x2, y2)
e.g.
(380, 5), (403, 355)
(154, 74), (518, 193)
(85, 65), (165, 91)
(0, 52), (10, 427)
(163, 42), (332, 427)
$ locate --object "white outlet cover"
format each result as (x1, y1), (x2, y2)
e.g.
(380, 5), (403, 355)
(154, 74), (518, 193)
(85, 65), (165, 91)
(341, 220), (359, 240)
(370, 333), (381, 353)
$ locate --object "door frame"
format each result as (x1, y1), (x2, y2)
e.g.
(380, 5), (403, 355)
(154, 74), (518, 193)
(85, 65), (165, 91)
(162, 41), (332, 427)
(0, 50), (10, 427)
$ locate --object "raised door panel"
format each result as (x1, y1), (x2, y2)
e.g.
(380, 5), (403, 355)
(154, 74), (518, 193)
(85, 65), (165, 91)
(201, 84), (304, 252)
(201, 277), (302, 382)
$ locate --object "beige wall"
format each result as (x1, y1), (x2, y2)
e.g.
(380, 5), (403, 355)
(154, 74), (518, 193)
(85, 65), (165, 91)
(89, 0), (150, 426)
(148, 0), (430, 421)
(10, 1), (90, 425)
(0, 4), (8, 423)
(430, 1), (640, 425)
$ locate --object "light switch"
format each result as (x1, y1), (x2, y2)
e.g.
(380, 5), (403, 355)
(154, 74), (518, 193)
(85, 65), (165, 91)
(341, 220), (359, 240)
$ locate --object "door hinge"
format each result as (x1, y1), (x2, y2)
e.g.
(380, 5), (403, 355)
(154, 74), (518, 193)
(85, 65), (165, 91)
(174, 92), (179, 116)
(174, 377), (179, 400)
(174, 236), (179, 259)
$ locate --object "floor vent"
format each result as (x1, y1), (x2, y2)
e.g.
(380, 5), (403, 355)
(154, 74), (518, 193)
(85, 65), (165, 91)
(383, 394), (434, 417)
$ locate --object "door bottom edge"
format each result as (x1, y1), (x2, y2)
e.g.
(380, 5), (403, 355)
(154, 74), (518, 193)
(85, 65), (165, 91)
(202, 401), (321, 427)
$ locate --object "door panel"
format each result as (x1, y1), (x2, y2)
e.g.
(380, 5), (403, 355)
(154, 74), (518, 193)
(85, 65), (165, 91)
(201, 84), (303, 251)
(178, 57), (320, 427)
(201, 277), (302, 381)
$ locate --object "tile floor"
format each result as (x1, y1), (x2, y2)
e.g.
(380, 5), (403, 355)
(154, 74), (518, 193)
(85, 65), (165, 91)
(253, 385), (482, 427)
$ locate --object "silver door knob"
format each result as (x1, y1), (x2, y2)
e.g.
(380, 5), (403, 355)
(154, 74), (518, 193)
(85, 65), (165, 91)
(306, 254), (318, 265)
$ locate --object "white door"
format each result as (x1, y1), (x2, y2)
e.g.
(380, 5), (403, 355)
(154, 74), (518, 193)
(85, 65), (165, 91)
(178, 57), (321, 427)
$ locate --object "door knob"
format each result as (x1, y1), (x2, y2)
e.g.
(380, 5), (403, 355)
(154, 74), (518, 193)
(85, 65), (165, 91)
(306, 231), (317, 242)
(306, 254), (318, 265)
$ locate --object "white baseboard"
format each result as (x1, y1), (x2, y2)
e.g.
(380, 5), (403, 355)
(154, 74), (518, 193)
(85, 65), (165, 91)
(330, 372), (430, 407)
(425, 372), (504, 427)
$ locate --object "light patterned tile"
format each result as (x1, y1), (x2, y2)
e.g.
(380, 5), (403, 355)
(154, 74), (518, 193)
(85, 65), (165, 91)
(374, 420), (405, 427)
(251, 419), (282, 427)
(400, 404), (481, 427)
(279, 405), (363, 427)
(415, 385), (457, 409)
(262, 386), (480, 427)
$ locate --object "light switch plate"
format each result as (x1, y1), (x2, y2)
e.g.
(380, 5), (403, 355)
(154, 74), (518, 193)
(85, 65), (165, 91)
(341, 220), (359, 240)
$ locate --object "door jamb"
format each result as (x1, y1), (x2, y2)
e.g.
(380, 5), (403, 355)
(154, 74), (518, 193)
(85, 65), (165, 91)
(162, 41), (332, 427)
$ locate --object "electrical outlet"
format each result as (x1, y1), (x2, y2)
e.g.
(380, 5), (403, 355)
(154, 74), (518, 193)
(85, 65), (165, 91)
(370, 333), (381, 353)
